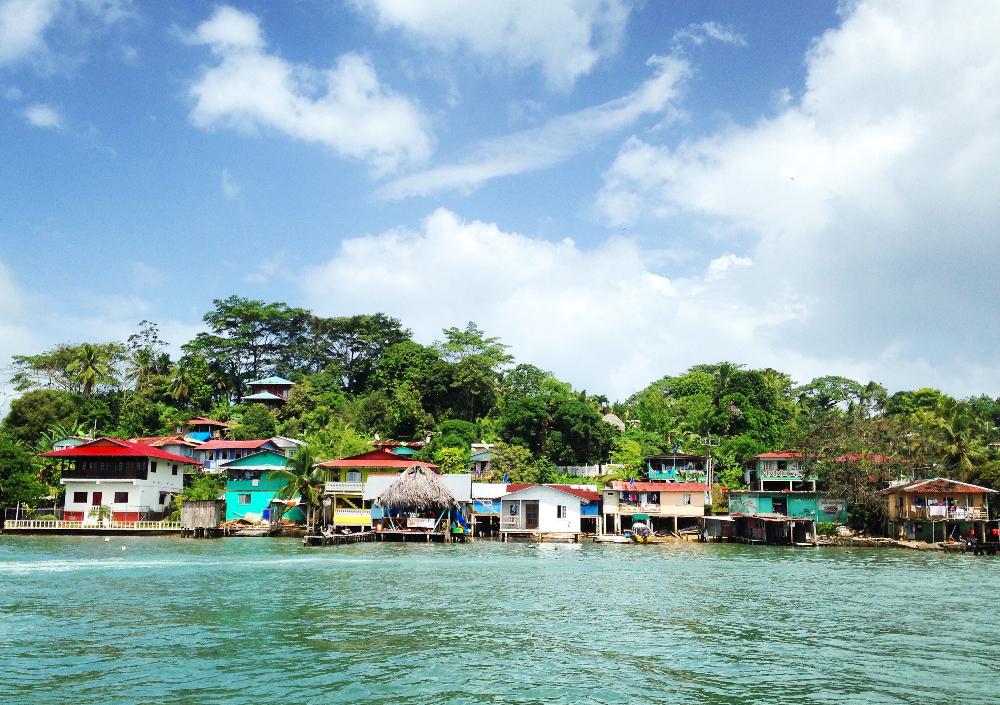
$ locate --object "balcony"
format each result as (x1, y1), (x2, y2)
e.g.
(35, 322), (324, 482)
(325, 481), (364, 494)
(902, 506), (987, 521)
(61, 467), (147, 481)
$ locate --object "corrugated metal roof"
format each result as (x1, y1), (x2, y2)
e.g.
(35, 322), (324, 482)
(241, 391), (284, 401)
(247, 376), (294, 385)
(316, 449), (438, 470)
(503, 484), (600, 502)
(881, 477), (997, 495)
(41, 437), (201, 465)
(198, 439), (276, 450)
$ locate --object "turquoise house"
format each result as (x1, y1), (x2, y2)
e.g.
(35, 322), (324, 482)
(728, 491), (848, 524)
(222, 450), (304, 523)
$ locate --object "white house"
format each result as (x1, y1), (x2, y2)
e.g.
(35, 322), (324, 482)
(500, 484), (600, 541)
(270, 436), (306, 458)
(41, 438), (200, 522)
(52, 436), (93, 452)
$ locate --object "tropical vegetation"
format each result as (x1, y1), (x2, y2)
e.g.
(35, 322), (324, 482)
(2, 297), (1000, 527)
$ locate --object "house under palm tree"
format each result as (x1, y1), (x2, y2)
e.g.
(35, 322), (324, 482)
(220, 450), (304, 523)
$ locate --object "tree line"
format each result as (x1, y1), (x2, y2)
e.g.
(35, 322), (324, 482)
(2, 296), (1000, 529)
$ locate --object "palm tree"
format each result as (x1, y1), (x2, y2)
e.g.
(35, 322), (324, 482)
(168, 365), (192, 404)
(933, 400), (983, 479)
(270, 447), (324, 531)
(67, 343), (112, 396)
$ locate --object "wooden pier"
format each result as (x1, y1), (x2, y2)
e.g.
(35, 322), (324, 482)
(304, 530), (375, 546)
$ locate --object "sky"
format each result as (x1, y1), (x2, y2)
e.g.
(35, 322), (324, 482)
(2, 0), (999, 409)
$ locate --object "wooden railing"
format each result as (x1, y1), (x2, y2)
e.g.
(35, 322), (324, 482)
(4, 519), (182, 531)
(904, 507), (987, 520)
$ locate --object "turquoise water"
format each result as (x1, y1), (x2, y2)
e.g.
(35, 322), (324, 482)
(1, 537), (998, 705)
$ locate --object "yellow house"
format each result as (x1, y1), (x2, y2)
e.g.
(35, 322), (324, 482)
(314, 450), (439, 529)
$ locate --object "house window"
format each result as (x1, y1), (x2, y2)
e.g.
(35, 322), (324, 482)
(682, 494), (692, 505)
(509, 503), (519, 516)
(73, 491), (87, 503)
(172, 465), (179, 476)
(557, 505), (567, 519)
(159, 492), (169, 505)
(239, 494), (251, 505)
(114, 491), (129, 504)
(150, 462), (157, 473)
(346, 471), (361, 483)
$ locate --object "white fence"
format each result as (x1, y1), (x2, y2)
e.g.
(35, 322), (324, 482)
(555, 464), (624, 478)
(4, 519), (182, 531)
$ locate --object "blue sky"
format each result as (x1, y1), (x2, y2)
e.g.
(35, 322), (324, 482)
(2, 0), (999, 405)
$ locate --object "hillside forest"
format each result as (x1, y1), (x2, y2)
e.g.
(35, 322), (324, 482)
(3, 296), (1000, 528)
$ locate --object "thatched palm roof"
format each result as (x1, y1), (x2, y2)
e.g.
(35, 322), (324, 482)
(376, 464), (457, 511)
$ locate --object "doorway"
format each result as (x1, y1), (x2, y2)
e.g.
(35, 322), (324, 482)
(525, 501), (539, 529)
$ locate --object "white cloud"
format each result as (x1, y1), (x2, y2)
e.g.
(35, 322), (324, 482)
(672, 21), (747, 49)
(302, 208), (805, 399)
(4, 85), (22, 100)
(0, 260), (38, 417)
(0, 0), (133, 67)
(23, 102), (62, 127)
(187, 5), (432, 175)
(220, 168), (239, 199)
(705, 253), (751, 281)
(128, 261), (164, 290)
(0, 0), (59, 65)
(377, 55), (689, 200)
(353, 0), (630, 90)
(596, 0), (1000, 395)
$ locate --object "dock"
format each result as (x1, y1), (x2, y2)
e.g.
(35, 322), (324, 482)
(304, 531), (375, 546)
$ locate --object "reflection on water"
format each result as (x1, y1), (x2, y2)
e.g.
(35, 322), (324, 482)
(1, 536), (998, 705)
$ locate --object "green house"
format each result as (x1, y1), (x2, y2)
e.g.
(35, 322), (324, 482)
(222, 450), (303, 523)
(728, 491), (848, 524)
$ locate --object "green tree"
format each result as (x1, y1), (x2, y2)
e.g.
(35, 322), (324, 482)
(307, 313), (411, 394)
(489, 442), (540, 483)
(434, 321), (513, 368)
(2, 389), (82, 446)
(66, 343), (123, 396)
(233, 405), (278, 440)
(183, 296), (312, 398)
(178, 474), (226, 501)
(125, 320), (171, 392)
(368, 341), (451, 416)
(433, 446), (471, 474)
(0, 437), (46, 508)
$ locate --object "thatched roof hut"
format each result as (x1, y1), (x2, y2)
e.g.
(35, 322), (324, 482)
(376, 464), (457, 511)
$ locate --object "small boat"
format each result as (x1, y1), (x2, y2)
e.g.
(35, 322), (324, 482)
(629, 521), (653, 544)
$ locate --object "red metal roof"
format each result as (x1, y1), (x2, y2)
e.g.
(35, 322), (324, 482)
(315, 449), (438, 470)
(610, 481), (708, 492)
(131, 435), (200, 448)
(40, 437), (201, 465)
(754, 451), (807, 460)
(504, 483), (601, 501)
(198, 439), (276, 451)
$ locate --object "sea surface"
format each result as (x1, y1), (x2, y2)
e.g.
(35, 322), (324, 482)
(1, 536), (998, 705)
